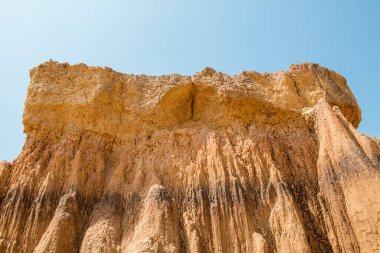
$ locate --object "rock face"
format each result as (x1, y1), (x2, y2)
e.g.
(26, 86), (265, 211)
(0, 61), (379, 253)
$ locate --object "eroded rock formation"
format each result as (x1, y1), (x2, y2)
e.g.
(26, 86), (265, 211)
(0, 61), (379, 253)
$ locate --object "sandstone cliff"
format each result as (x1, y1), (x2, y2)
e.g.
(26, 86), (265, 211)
(0, 61), (379, 253)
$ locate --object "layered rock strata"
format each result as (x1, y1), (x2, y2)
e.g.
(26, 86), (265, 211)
(0, 61), (379, 253)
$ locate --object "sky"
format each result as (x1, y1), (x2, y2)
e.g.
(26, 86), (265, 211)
(0, 0), (379, 162)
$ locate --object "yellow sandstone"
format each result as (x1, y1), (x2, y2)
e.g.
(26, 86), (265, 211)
(0, 61), (378, 253)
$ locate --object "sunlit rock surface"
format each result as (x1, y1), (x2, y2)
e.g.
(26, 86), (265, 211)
(0, 61), (379, 253)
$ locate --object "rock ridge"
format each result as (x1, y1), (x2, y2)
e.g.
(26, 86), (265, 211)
(24, 61), (361, 141)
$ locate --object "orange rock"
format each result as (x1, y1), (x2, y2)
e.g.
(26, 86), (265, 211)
(0, 61), (378, 253)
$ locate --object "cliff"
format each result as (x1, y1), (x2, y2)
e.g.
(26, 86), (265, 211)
(0, 61), (379, 253)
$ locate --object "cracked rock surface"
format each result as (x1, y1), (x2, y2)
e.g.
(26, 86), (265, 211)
(0, 61), (379, 253)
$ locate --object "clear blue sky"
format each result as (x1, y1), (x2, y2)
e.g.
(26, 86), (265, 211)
(0, 0), (379, 161)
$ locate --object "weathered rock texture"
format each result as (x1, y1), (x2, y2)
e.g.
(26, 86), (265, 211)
(0, 61), (379, 253)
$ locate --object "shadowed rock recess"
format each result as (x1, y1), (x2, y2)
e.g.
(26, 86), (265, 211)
(0, 61), (379, 253)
